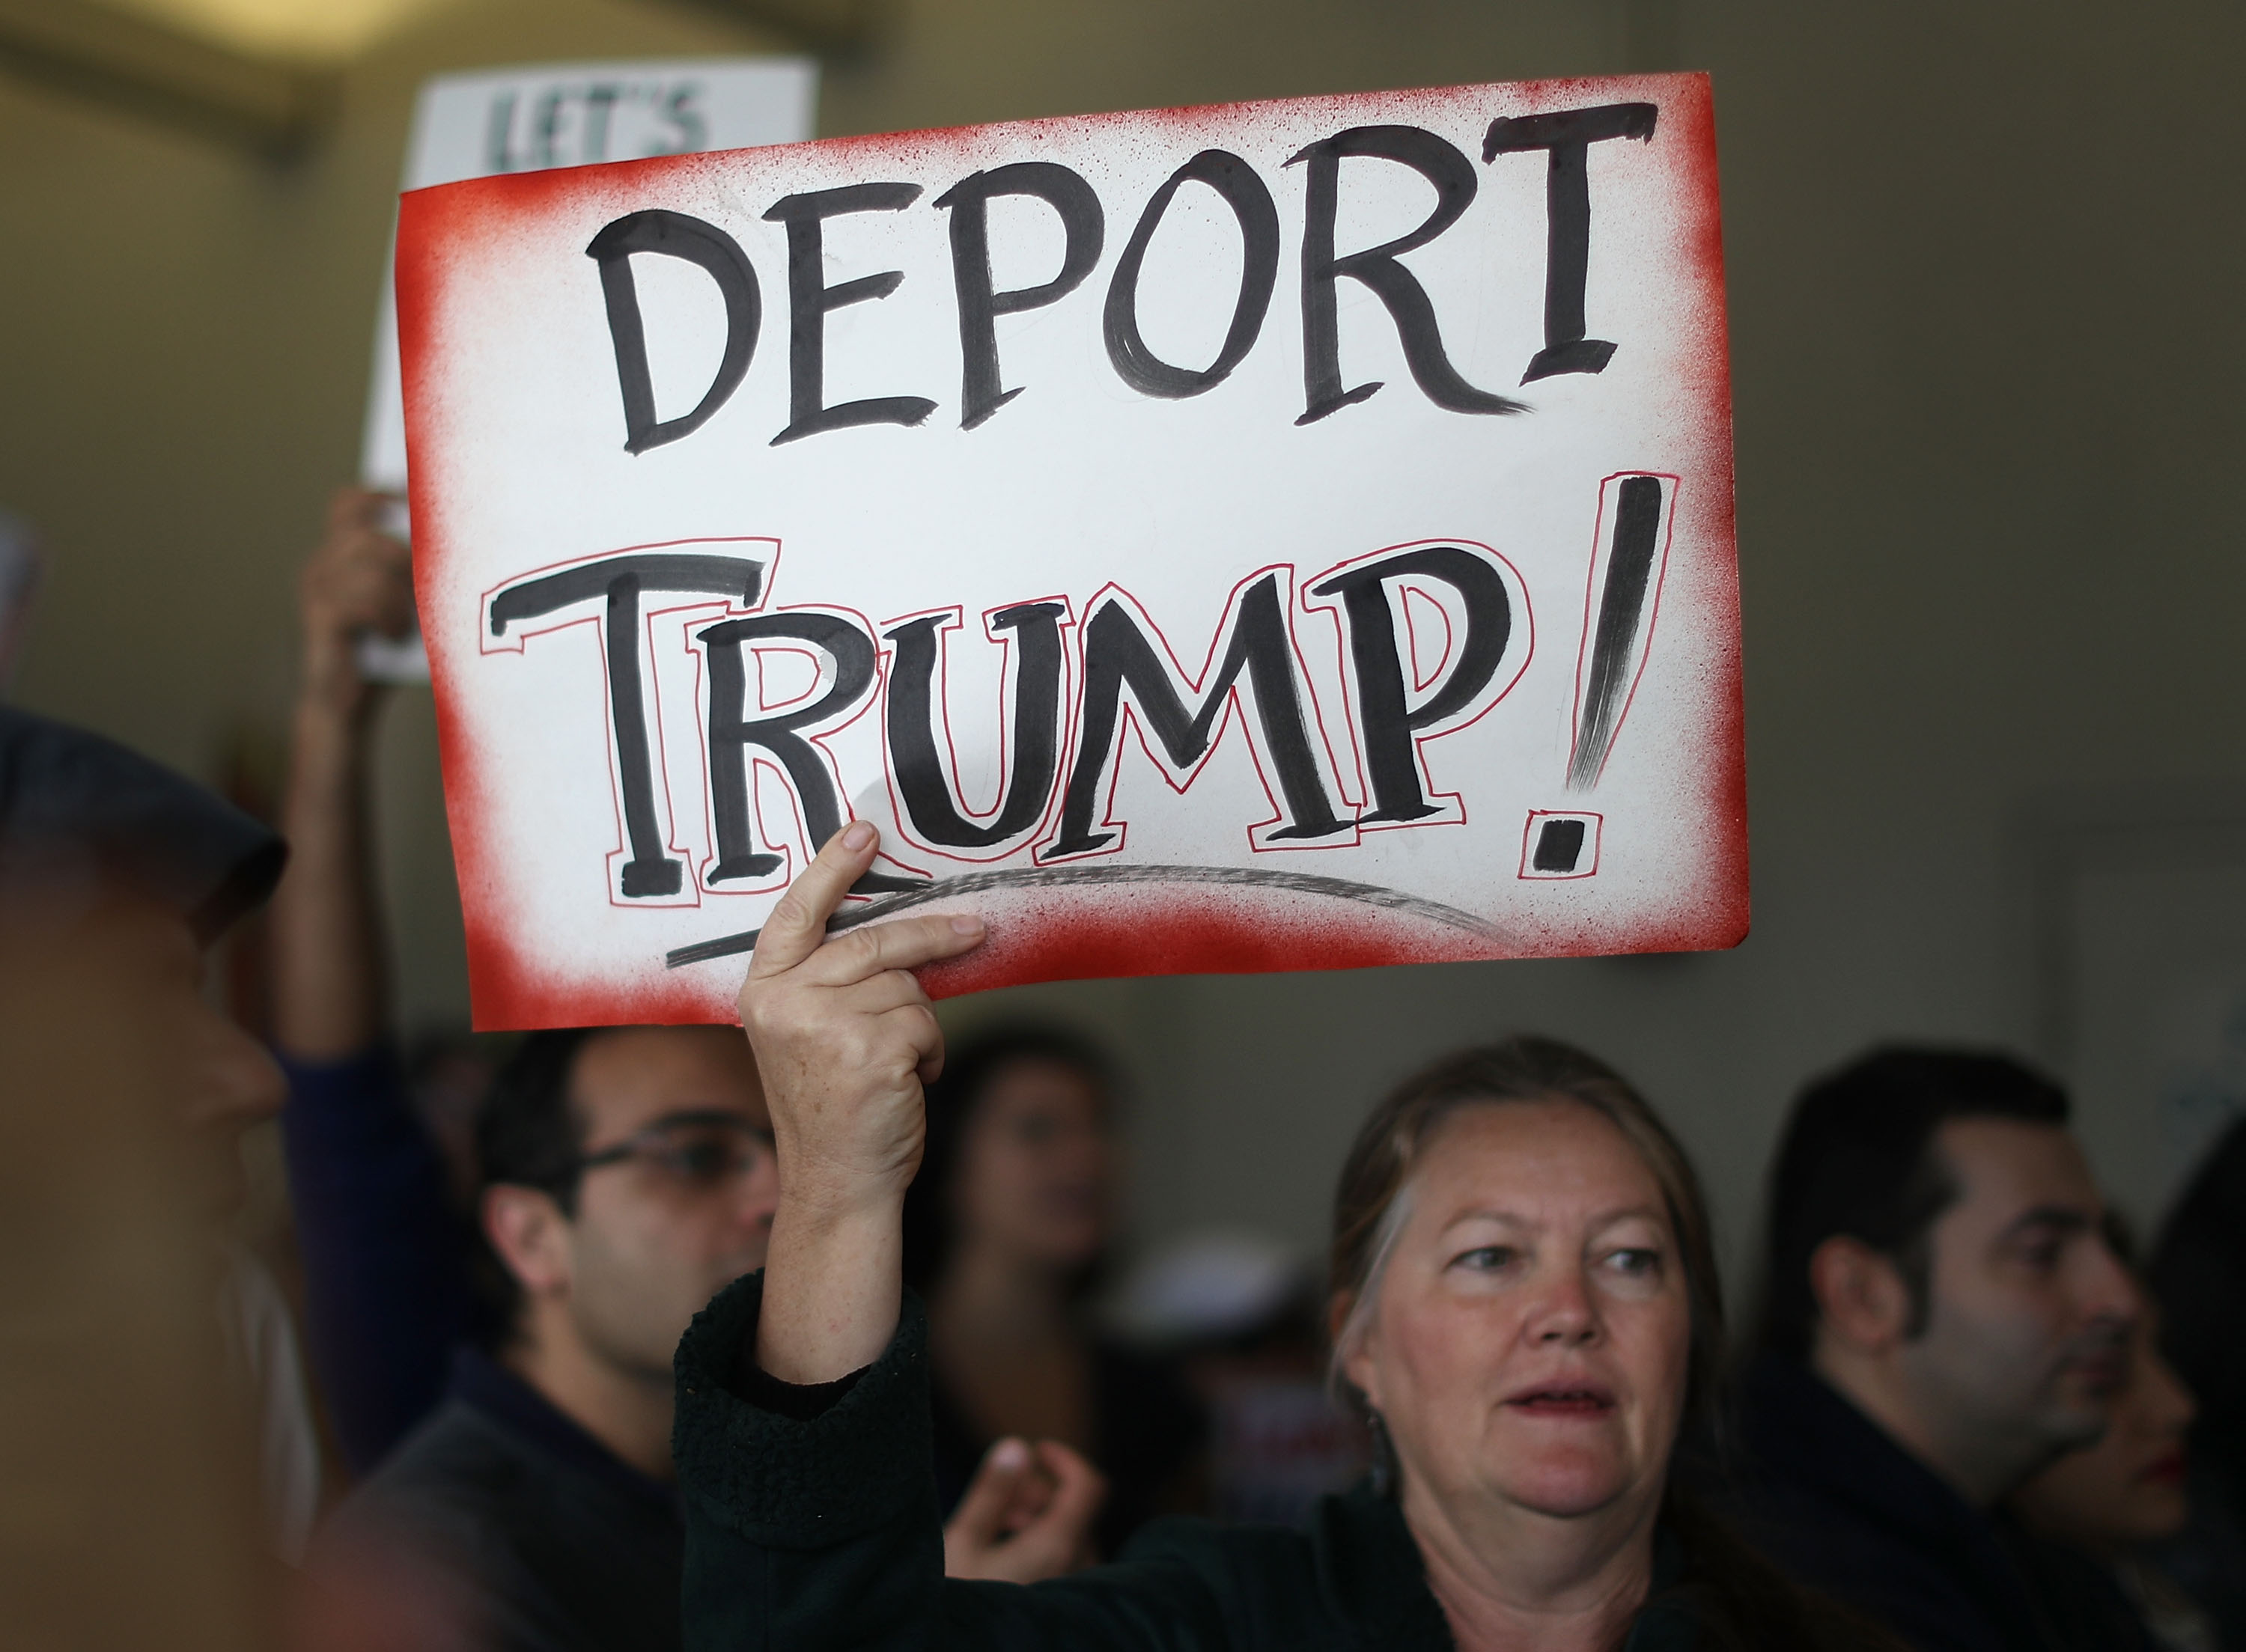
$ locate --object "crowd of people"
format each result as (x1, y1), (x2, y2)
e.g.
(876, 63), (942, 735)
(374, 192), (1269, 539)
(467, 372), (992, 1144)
(4, 486), (2245, 1652)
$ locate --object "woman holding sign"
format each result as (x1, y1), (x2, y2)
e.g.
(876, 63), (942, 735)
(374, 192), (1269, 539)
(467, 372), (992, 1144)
(675, 823), (1890, 1652)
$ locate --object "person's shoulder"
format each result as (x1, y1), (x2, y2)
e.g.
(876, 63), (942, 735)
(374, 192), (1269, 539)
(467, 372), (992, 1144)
(1717, 1482), (2009, 1652)
(314, 1396), (682, 1652)
(1724, 1469), (1933, 1582)
(305, 1403), (526, 1642)
(332, 1396), (543, 1536)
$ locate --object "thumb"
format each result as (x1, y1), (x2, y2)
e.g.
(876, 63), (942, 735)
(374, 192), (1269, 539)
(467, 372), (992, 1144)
(946, 1436), (1033, 1548)
(1031, 1440), (1106, 1537)
(999, 1441), (1105, 1576)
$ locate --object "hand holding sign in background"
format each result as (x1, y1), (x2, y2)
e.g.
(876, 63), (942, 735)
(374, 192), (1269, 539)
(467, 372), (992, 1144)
(354, 56), (815, 681)
(398, 72), (1741, 1029)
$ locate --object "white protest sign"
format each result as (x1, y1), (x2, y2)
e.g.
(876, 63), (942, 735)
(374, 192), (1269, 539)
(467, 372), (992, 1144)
(356, 57), (815, 680)
(397, 73), (1745, 1029)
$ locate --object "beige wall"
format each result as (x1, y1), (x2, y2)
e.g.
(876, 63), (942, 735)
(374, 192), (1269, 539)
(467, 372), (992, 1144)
(9, 0), (2244, 1293)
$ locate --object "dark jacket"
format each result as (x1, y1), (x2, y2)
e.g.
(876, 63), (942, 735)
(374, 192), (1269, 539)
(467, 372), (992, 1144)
(317, 1348), (681, 1652)
(1720, 1355), (2152, 1652)
(675, 1271), (1710, 1652)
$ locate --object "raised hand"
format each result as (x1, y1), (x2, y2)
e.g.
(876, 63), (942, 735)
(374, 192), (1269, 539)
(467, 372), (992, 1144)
(740, 821), (985, 1383)
(299, 486), (413, 722)
(943, 1437), (1108, 1584)
(273, 487), (411, 1061)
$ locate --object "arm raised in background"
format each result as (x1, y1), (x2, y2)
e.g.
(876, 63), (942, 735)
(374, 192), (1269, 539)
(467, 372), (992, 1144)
(737, 819), (987, 1385)
(271, 486), (413, 1061)
(270, 490), (469, 1472)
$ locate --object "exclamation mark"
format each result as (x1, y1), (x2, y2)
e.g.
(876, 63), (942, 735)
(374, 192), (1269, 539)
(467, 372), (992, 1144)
(1567, 473), (1673, 790)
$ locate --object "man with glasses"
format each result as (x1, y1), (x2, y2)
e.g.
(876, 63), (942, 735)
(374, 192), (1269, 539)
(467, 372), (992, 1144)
(303, 1022), (785, 1651)
(281, 494), (1104, 1651)
(0, 704), (308, 1579)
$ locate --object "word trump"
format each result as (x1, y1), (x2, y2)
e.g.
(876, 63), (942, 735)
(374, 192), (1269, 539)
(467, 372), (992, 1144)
(484, 534), (1535, 911)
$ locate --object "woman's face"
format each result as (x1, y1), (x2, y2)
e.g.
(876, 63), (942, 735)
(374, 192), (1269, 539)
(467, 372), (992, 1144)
(1342, 1099), (1692, 1526)
(2012, 1311), (2195, 1552)
(951, 1057), (1113, 1270)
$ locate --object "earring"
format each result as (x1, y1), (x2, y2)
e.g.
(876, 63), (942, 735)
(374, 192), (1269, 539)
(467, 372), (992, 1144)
(1366, 1409), (1398, 1499)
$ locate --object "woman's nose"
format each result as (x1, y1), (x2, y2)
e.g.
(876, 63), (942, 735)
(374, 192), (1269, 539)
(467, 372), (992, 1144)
(1525, 1268), (1601, 1344)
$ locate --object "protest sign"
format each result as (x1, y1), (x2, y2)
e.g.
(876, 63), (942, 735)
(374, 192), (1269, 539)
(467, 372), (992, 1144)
(395, 72), (1744, 1028)
(356, 56), (815, 680)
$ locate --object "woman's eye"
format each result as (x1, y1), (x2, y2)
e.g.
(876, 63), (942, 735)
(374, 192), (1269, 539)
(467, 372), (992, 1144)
(1604, 1247), (1662, 1278)
(1453, 1246), (1518, 1271)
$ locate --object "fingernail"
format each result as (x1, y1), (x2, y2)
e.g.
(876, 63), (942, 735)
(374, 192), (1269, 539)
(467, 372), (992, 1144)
(842, 820), (875, 851)
(992, 1438), (1030, 1470)
(951, 915), (985, 936)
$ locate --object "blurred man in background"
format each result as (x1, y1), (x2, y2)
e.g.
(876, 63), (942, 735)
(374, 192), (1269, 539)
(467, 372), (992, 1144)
(300, 1022), (787, 1651)
(0, 701), (299, 1645)
(1729, 1047), (2143, 1652)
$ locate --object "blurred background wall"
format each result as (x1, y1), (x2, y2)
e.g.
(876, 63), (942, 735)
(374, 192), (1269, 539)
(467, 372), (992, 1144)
(6, 0), (2244, 1293)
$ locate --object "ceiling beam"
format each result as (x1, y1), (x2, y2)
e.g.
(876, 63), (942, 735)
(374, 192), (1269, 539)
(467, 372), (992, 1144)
(0, 0), (331, 157)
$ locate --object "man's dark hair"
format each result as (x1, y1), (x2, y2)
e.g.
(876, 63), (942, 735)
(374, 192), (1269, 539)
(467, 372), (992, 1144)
(471, 1026), (602, 1335)
(1759, 1046), (2069, 1358)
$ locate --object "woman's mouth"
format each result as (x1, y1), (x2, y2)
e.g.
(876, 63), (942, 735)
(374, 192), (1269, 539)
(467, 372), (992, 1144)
(1504, 1386), (1617, 1418)
(2138, 1450), (2188, 1487)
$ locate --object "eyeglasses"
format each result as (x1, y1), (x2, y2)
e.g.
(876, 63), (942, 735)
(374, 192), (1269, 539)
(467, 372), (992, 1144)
(571, 1110), (775, 1191)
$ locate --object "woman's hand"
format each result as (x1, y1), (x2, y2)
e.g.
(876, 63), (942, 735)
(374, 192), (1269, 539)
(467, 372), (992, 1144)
(741, 821), (985, 1383)
(943, 1438), (1107, 1584)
